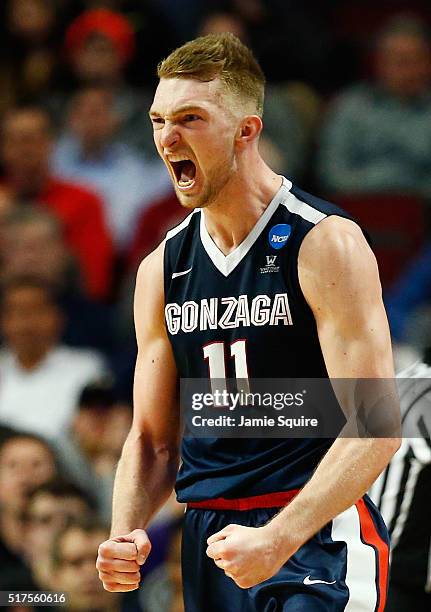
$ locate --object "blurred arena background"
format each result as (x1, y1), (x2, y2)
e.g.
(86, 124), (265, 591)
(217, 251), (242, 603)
(0, 1), (431, 610)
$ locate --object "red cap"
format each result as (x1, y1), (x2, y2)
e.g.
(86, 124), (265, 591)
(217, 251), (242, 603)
(65, 9), (135, 64)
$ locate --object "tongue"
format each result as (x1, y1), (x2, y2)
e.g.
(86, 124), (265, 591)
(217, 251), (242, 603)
(180, 160), (196, 182)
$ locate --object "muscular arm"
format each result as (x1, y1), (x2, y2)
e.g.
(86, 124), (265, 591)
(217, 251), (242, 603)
(267, 216), (401, 552)
(110, 243), (180, 536)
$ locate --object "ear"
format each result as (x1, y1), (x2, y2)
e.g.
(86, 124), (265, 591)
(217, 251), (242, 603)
(235, 115), (263, 147)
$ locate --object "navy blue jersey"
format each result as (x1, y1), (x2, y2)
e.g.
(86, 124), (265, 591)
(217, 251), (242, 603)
(163, 178), (356, 502)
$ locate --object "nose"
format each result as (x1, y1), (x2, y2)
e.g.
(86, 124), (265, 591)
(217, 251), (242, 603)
(159, 121), (180, 150)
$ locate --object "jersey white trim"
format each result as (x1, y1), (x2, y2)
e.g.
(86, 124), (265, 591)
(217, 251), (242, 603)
(165, 208), (199, 241)
(331, 505), (377, 611)
(199, 177), (292, 277)
(281, 191), (327, 224)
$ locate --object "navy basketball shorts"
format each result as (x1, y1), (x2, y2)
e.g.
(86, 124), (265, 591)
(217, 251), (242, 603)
(181, 493), (389, 611)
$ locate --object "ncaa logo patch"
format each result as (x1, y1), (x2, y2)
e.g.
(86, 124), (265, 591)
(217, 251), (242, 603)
(268, 224), (291, 250)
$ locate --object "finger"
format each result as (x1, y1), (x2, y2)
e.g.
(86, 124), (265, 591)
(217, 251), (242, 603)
(207, 525), (232, 546)
(213, 558), (229, 570)
(103, 581), (140, 593)
(206, 541), (227, 560)
(96, 557), (140, 573)
(130, 530), (152, 564)
(98, 570), (141, 585)
(99, 541), (138, 561)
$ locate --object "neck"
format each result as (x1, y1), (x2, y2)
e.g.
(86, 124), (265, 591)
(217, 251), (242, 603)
(9, 171), (47, 198)
(202, 156), (281, 256)
(15, 347), (50, 370)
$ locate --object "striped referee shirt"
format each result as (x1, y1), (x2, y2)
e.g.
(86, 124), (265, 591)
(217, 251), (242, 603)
(369, 360), (431, 592)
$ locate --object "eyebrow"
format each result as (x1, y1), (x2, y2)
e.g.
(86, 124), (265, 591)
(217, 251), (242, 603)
(149, 104), (206, 119)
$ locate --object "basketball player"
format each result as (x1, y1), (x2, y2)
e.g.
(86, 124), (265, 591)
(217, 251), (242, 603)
(96, 34), (400, 610)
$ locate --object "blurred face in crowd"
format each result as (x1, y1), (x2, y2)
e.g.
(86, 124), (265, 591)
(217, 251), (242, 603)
(376, 32), (431, 98)
(69, 88), (119, 154)
(26, 491), (91, 559)
(73, 403), (131, 460)
(1, 109), (52, 191)
(8, 0), (55, 43)
(55, 525), (119, 611)
(1, 217), (67, 284)
(0, 285), (62, 367)
(72, 33), (122, 84)
(0, 437), (56, 513)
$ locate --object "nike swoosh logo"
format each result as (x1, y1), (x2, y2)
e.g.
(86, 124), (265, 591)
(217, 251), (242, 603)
(171, 267), (192, 279)
(303, 575), (336, 586)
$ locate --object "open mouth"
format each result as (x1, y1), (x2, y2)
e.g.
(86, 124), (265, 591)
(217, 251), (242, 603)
(170, 159), (197, 189)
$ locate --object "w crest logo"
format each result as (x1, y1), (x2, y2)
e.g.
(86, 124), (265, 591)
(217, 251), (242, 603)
(266, 255), (277, 266)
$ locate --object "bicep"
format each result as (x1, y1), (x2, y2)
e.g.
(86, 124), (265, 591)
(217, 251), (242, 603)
(299, 217), (394, 379)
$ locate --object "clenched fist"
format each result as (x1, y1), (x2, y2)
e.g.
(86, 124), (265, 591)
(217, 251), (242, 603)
(96, 529), (151, 592)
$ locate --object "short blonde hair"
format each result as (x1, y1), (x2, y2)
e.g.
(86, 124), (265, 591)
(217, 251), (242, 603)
(157, 33), (265, 116)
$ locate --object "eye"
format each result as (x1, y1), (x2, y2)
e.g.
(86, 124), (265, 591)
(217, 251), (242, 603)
(151, 117), (164, 127)
(183, 114), (200, 123)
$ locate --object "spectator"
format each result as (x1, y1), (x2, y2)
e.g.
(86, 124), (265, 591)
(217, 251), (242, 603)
(317, 15), (431, 197)
(0, 0), (68, 115)
(52, 517), (121, 612)
(0, 432), (57, 572)
(24, 478), (94, 589)
(0, 104), (114, 300)
(55, 378), (132, 521)
(52, 7), (158, 159)
(0, 275), (106, 439)
(51, 84), (171, 250)
(0, 207), (116, 355)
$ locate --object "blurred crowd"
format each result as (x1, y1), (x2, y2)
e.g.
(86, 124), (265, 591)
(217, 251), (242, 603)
(0, 0), (431, 610)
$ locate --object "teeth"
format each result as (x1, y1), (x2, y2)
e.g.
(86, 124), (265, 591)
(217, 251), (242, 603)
(168, 156), (190, 162)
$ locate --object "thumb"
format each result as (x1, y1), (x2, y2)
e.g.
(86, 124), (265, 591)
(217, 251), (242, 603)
(114, 529), (152, 565)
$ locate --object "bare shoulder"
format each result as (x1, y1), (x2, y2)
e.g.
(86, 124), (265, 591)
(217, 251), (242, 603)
(298, 215), (381, 315)
(136, 241), (165, 286)
(299, 215), (377, 281)
(134, 241), (166, 336)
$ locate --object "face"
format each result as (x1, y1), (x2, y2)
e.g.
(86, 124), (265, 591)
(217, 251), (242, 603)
(8, 0), (54, 42)
(0, 438), (55, 512)
(72, 34), (122, 83)
(0, 286), (62, 360)
(150, 77), (240, 209)
(1, 221), (66, 283)
(1, 110), (51, 180)
(376, 33), (431, 97)
(69, 89), (118, 149)
(55, 527), (118, 611)
(25, 493), (90, 560)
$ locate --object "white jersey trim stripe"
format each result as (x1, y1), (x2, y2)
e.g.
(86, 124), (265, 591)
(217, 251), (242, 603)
(331, 505), (377, 611)
(281, 191), (327, 224)
(199, 177), (292, 277)
(165, 208), (199, 241)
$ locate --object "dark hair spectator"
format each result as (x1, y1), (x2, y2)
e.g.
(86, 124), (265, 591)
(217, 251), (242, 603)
(51, 517), (121, 611)
(0, 104), (114, 300)
(24, 477), (94, 589)
(317, 14), (431, 197)
(51, 83), (171, 251)
(0, 274), (107, 439)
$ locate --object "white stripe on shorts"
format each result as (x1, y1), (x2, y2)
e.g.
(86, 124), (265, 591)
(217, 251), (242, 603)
(331, 505), (377, 611)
